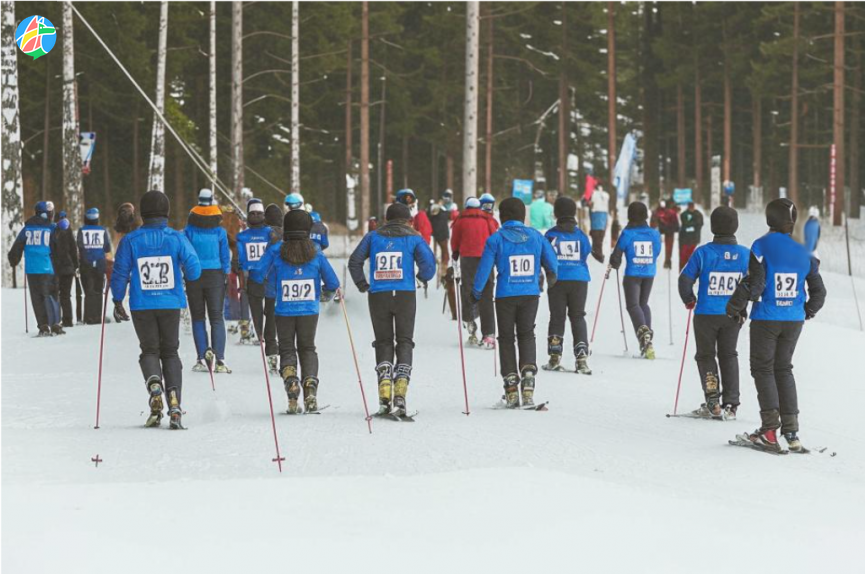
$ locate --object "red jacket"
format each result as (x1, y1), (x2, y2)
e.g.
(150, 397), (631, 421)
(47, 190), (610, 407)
(451, 208), (499, 258)
(413, 210), (433, 244)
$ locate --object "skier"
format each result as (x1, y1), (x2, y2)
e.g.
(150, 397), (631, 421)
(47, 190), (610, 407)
(285, 193), (305, 212)
(77, 208), (113, 325)
(235, 198), (271, 347)
(451, 196), (500, 348)
(530, 189), (555, 232)
(184, 189), (232, 374)
(803, 206), (821, 258)
(54, 211), (79, 328)
(441, 189), (459, 221)
(428, 192), (456, 320)
(479, 193), (496, 218)
(610, 201), (662, 359)
(251, 210), (340, 413)
(348, 202), (436, 418)
(678, 202), (703, 271)
(589, 184), (610, 262)
(395, 188), (433, 245)
(472, 197), (558, 408)
(651, 198), (680, 269)
(543, 196), (593, 374)
(246, 204), (283, 372)
(8, 201), (63, 336)
(678, 206), (749, 419)
(111, 190), (202, 429)
(726, 198), (827, 453)
(114, 202), (140, 240)
(309, 211), (330, 251)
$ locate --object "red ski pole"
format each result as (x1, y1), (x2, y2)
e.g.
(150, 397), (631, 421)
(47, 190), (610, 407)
(338, 288), (373, 433)
(23, 273), (29, 334)
(453, 265), (471, 415)
(589, 266), (611, 344)
(615, 268), (629, 353)
(94, 279), (110, 429)
(672, 307), (694, 415)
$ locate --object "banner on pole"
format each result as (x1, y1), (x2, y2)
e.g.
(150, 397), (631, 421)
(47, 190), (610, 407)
(80, 132), (96, 175)
(512, 179), (534, 205)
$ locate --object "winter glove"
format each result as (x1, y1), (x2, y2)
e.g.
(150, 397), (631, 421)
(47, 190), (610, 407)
(247, 279), (265, 298)
(320, 290), (336, 303)
(805, 303), (817, 321)
(445, 266), (455, 283)
(113, 300), (130, 322)
(684, 298), (696, 310)
(727, 306), (746, 326)
(470, 290), (482, 304)
(356, 280), (370, 293)
(415, 273), (428, 291)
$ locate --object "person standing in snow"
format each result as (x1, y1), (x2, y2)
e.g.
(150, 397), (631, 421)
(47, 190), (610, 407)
(726, 198), (827, 453)
(53, 211), (79, 328)
(451, 196), (500, 348)
(678, 202), (703, 272)
(529, 189), (555, 232)
(184, 189), (232, 374)
(110, 191), (202, 429)
(285, 192), (305, 212)
(250, 210), (340, 414)
(428, 192), (457, 320)
(77, 208), (113, 325)
(589, 185), (611, 262)
(235, 198), (271, 347)
(609, 201), (662, 359)
(543, 197), (594, 375)
(678, 206), (749, 420)
(309, 211), (330, 251)
(395, 188), (433, 246)
(803, 206), (821, 259)
(247, 204), (284, 372)
(472, 197), (558, 408)
(651, 198), (680, 270)
(348, 202), (436, 419)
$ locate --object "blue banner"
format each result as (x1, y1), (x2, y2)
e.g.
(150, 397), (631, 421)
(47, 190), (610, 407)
(512, 179), (534, 205)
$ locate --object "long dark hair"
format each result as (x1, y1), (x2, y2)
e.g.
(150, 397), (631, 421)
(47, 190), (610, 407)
(280, 238), (318, 265)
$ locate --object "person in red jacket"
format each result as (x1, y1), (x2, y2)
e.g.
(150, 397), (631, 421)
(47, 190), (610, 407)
(451, 196), (500, 348)
(395, 189), (432, 245)
(651, 198), (680, 269)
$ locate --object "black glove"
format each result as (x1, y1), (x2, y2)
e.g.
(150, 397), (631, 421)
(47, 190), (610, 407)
(805, 304), (817, 321)
(356, 280), (370, 293)
(113, 300), (130, 322)
(592, 251), (605, 264)
(247, 279), (265, 298)
(320, 290), (335, 303)
(726, 305), (746, 326)
(445, 266), (455, 283)
(415, 273), (428, 290)
(470, 290), (482, 304)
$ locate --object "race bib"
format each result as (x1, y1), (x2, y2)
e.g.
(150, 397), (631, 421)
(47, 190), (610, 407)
(634, 241), (653, 257)
(82, 229), (104, 249)
(281, 279), (315, 302)
(707, 272), (741, 296)
(245, 242), (267, 262)
(557, 240), (579, 261)
(509, 255), (535, 277)
(138, 256), (175, 291)
(374, 252), (403, 281)
(774, 273), (798, 299)
(25, 229), (50, 247)
(685, 226), (695, 233)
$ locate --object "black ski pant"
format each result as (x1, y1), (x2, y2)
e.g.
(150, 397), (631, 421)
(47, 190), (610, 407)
(693, 313), (742, 407)
(750, 320), (803, 434)
(57, 273), (75, 327)
(276, 314), (319, 379)
(622, 275), (654, 333)
(547, 280), (589, 355)
(186, 269), (227, 360)
(368, 290), (416, 367)
(80, 265), (106, 324)
(590, 229), (606, 260)
(132, 309), (183, 403)
(496, 295), (540, 379)
(27, 273), (59, 329)
(249, 292), (278, 356)
(459, 256), (495, 337)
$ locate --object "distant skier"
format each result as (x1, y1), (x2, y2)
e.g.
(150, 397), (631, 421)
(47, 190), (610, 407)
(54, 210), (79, 328)
(610, 201), (662, 359)
(250, 210), (339, 414)
(395, 188), (433, 245)
(543, 196), (593, 375)
(111, 191), (202, 429)
(309, 211), (330, 251)
(428, 191), (457, 320)
(529, 189), (555, 232)
(678, 202), (703, 271)
(804, 206), (821, 259)
(8, 201), (63, 336)
(472, 197), (558, 408)
(589, 184), (610, 262)
(678, 206), (749, 420)
(726, 198), (827, 453)
(348, 202), (436, 419)
(651, 198), (680, 269)
(285, 193), (305, 212)
(236, 198), (271, 348)
(247, 204), (284, 372)
(77, 208), (112, 325)
(184, 189), (232, 374)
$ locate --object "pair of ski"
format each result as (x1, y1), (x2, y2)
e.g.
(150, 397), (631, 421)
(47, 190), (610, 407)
(666, 411), (732, 422)
(542, 364), (592, 375)
(284, 405), (330, 416)
(492, 400), (549, 412)
(373, 408), (417, 422)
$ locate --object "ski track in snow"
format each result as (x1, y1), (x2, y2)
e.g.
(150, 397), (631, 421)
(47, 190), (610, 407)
(2, 213), (864, 573)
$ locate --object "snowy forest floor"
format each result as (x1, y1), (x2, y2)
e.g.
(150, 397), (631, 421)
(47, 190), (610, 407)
(2, 213), (864, 573)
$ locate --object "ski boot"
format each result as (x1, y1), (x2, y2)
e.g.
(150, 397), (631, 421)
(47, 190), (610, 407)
(239, 320), (256, 345)
(282, 365), (301, 414)
(37, 325), (52, 337)
(520, 365), (537, 407)
(783, 432), (804, 453)
(191, 360), (209, 373)
(227, 322), (239, 335)
(303, 376), (320, 413)
(637, 325), (655, 360)
(267, 355), (279, 374)
(747, 428), (782, 453)
(214, 360), (232, 374)
(575, 344), (592, 375)
(704, 372), (721, 416)
(204, 348), (216, 372)
(167, 388), (184, 430)
(543, 336), (565, 371)
(393, 364), (411, 417)
(722, 404), (737, 421)
(144, 376), (164, 427)
(375, 362), (394, 415)
(502, 373), (521, 409)
(465, 320), (480, 346)
(51, 323), (66, 336)
(481, 335), (496, 350)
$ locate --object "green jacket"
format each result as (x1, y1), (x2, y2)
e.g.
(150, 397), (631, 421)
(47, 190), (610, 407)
(530, 198), (555, 231)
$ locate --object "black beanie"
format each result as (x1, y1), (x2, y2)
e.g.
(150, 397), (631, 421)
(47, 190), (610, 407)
(264, 204), (283, 227)
(283, 210), (312, 240)
(710, 206), (739, 236)
(499, 197), (526, 223)
(386, 202), (412, 222)
(554, 196), (577, 219)
(140, 190), (170, 219)
(627, 201), (648, 224)
(766, 198), (797, 232)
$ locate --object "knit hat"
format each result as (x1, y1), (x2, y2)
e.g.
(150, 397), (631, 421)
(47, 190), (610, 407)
(554, 196), (577, 219)
(766, 198), (797, 233)
(85, 208), (100, 222)
(283, 210), (312, 240)
(247, 198), (264, 214)
(264, 203), (283, 227)
(386, 202), (412, 222)
(140, 190), (170, 219)
(499, 197), (526, 223)
(627, 201), (648, 224)
(35, 201), (50, 217)
(198, 188), (214, 206)
(465, 196), (481, 209)
(710, 206), (738, 236)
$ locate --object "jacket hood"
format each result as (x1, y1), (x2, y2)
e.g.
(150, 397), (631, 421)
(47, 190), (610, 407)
(712, 235), (738, 245)
(499, 220), (530, 244)
(377, 220), (420, 238)
(188, 205), (223, 229)
(25, 214), (52, 227)
(553, 217), (577, 234)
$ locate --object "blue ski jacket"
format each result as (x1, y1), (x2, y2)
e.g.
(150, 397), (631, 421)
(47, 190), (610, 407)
(310, 221), (330, 251)
(8, 215), (56, 275)
(544, 223), (591, 282)
(679, 238), (750, 316)
(183, 206), (230, 274)
(473, 220), (558, 299)
(611, 223), (662, 278)
(348, 222), (436, 293)
(236, 225), (272, 272)
(251, 246), (339, 316)
(77, 224), (112, 272)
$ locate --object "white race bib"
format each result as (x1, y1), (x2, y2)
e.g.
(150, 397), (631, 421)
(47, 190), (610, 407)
(374, 251), (403, 281)
(509, 255), (535, 277)
(25, 229), (50, 247)
(634, 241), (653, 257)
(138, 256), (175, 291)
(245, 242), (267, 262)
(82, 229), (104, 249)
(557, 240), (579, 261)
(707, 272), (741, 296)
(774, 273), (798, 299)
(281, 279), (315, 302)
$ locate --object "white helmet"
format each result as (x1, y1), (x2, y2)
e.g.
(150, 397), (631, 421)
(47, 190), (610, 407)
(808, 206), (820, 219)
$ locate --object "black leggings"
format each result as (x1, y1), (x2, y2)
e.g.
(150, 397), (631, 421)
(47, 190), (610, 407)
(547, 280), (589, 353)
(496, 295), (540, 377)
(249, 293), (278, 356)
(368, 290), (417, 366)
(622, 275), (654, 333)
(276, 314), (319, 379)
(132, 309), (182, 402)
(459, 256), (495, 336)
(693, 313), (742, 407)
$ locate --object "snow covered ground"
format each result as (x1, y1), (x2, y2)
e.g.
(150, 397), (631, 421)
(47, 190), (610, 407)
(3, 212), (864, 574)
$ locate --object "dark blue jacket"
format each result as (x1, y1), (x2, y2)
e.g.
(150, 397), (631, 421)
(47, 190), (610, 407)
(236, 225), (272, 272)
(8, 215), (56, 275)
(310, 221), (329, 251)
(473, 220), (558, 299)
(544, 223), (591, 282)
(348, 222), (436, 293)
(77, 224), (112, 272)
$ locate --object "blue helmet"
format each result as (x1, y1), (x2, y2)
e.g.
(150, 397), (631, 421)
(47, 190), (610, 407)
(35, 201), (50, 218)
(285, 193), (304, 210)
(479, 193), (495, 212)
(310, 211), (322, 223)
(85, 208), (100, 221)
(395, 189), (416, 205)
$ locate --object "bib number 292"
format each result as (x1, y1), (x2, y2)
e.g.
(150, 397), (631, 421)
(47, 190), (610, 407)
(281, 279), (315, 302)
(509, 255), (534, 277)
(138, 256), (175, 291)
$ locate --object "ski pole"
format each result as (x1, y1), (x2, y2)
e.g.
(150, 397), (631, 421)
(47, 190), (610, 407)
(441, 287), (447, 315)
(453, 265), (471, 415)
(845, 213), (864, 331)
(23, 273), (28, 334)
(615, 268), (629, 353)
(589, 266), (611, 344)
(337, 288), (374, 433)
(94, 279), (110, 429)
(668, 268), (674, 345)
(672, 307), (694, 416)
(492, 298), (497, 378)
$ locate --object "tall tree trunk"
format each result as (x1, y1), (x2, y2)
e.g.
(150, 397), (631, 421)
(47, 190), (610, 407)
(1, 0), (24, 287)
(209, 0), (217, 185)
(607, 1), (617, 186)
(752, 95), (762, 198)
(723, 46), (732, 191)
(642, 6), (660, 201)
(102, 125), (111, 212)
(62, 2), (83, 224)
(446, 152), (454, 192)
(707, 112), (713, 184)
(41, 63), (50, 199)
(147, 0), (168, 193)
(230, 0), (244, 198)
(290, 1), (300, 194)
(484, 6), (494, 195)
(133, 102), (140, 197)
(174, 140), (185, 223)
(850, 27), (861, 219)
(558, 2), (569, 195)
(463, 1), (480, 203)
(832, 0), (845, 226)
(789, 2), (800, 207)
(694, 60), (703, 203)
(344, 38), (354, 228)
(677, 83), (685, 188)
(360, 1), (370, 224)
